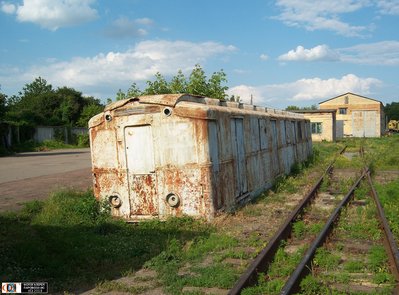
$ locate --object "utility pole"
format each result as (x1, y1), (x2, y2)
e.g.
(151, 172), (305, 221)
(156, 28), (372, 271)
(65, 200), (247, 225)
(250, 94), (253, 105)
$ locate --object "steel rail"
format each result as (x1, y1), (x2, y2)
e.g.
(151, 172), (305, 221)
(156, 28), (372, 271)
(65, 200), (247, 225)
(228, 145), (347, 295)
(366, 172), (399, 286)
(280, 169), (368, 295)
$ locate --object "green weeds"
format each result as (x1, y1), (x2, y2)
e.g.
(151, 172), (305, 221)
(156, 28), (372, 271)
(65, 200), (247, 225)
(0, 190), (211, 293)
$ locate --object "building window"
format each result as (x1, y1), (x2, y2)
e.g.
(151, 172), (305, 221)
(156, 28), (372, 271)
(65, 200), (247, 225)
(311, 122), (322, 134)
(344, 96), (349, 104)
(339, 108), (347, 115)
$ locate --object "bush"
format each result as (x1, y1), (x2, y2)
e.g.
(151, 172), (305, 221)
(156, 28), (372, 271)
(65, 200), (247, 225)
(77, 134), (90, 147)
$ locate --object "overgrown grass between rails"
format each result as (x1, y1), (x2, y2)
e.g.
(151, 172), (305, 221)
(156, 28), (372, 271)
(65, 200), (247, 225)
(0, 189), (212, 293)
(375, 179), (399, 241)
(144, 233), (240, 294)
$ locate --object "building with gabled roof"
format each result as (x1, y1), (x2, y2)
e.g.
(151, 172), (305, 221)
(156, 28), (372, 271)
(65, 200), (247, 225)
(319, 92), (385, 138)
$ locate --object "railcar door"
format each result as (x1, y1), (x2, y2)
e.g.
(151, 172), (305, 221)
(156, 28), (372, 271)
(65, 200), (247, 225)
(231, 118), (248, 198)
(124, 125), (158, 217)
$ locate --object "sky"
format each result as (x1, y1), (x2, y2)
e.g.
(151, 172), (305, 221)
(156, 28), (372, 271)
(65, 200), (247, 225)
(1, 0), (399, 109)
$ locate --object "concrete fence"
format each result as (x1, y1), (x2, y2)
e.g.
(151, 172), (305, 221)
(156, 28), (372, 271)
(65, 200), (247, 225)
(1, 125), (88, 148)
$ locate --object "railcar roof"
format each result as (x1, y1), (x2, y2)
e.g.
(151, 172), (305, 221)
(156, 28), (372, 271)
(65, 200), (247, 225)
(103, 94), (303, 119)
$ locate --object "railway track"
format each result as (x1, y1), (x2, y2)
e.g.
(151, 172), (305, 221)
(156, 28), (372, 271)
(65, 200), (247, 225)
(229, 146), (399, 295)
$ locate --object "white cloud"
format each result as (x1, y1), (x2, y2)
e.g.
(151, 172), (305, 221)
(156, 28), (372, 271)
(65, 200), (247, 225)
(0, 40), (236, 97)
(273, 0), (371, 37)
(339, 41), (399, 65)
(104, 17), (150, 38)
(377, 0), (399, 15)
(228, 74), (381, 107)
(1, 2), (16, 14)
(278, 45), (340, 61)
(260, 54), (269, 61)
(135, 17), (154, 25)
(277, 41), (399, 66)
(3, 0), (98, 30)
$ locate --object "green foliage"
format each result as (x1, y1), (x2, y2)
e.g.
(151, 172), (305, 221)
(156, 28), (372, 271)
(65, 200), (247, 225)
(76, 103), (103, 127)
(126, 82), (142, 97)
(376, 179), (399, 239)
(5, 77), (104, 133)
(313, 248), (340, 270)
(344, 260), (365, 273)
(384, 101), (399, 120)
(285, 105), (318, 111)
(169, 70), (187, 94)
(113, 64), (229, 102)
(77, 134), (90, 147)
(293, 220), (306, 238)
(0, 192), (210, 293)
(115, 89), (126, 101)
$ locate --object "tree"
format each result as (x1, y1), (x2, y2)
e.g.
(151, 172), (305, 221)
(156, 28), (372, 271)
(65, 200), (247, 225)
(285, 104), (318, 111)
(113, 64), (229, 102)
(7, 77), (57, 126)
(6, 77), (104, 128)
(0, 88), (6, 122)
(385, 101), (399, 120)
(0, 88), (8, 148)
(19, 76), (53, 98)
(286, 105), (300, 111)
(207, 70), (228, 99)
(126, 83), (142, 97)
(169, 70), (187, 93)
(143, 72), (171, 95)
(76, 103), (104, 127)
(56, 87), (86, 125)
(116, 89), (126, 101)
(186, 64), (208, 96)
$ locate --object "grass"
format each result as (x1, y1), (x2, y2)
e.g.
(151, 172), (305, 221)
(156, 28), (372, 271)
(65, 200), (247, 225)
(2, 137), (398, 293)
(0, 190), (212, 293)
(375, 179), (399, 240)
(1, 138), (89, 156)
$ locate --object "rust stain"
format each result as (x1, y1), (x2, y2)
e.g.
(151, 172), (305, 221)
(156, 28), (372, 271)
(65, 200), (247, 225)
(89, 94), (312, 221)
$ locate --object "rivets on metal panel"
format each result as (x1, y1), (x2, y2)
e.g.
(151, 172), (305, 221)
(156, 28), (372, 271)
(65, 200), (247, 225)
(109, 195), (122, 208)
(163, 107), (172, 117)
(105, 114), (112, 121)
(166, 193), (180, 207)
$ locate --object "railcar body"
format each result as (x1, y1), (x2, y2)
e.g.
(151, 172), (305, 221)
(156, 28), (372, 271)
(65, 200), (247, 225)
(89, 94), (312, 220)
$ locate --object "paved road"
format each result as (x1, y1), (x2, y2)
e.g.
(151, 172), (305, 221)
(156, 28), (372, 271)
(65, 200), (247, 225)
(0, 148), (93, 212)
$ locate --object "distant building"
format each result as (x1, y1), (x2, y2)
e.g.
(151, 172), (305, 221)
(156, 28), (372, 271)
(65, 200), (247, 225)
(319, 92), (385, 138)
(293, 109), (336, 142)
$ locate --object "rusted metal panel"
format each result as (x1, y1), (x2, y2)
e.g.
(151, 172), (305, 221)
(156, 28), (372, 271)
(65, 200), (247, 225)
(89, 94), (312, 220)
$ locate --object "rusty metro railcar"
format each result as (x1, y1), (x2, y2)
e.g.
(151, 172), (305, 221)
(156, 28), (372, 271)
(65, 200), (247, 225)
(89, 94), (312, 220)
